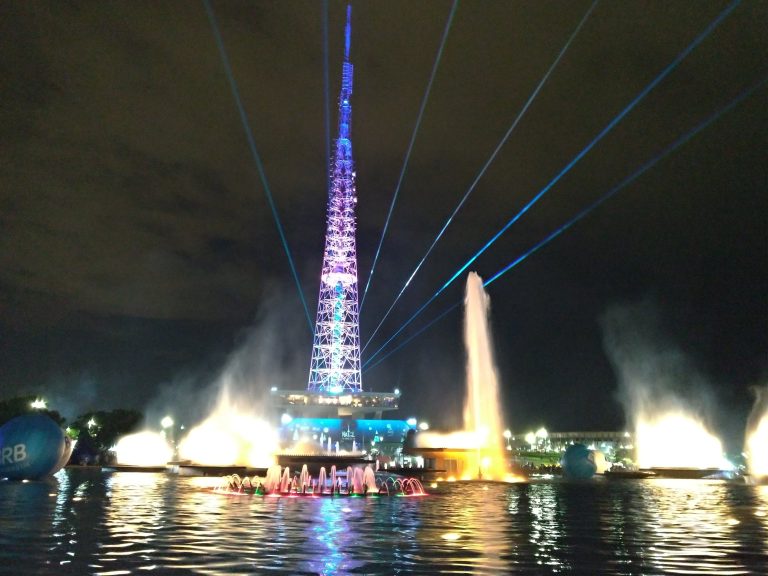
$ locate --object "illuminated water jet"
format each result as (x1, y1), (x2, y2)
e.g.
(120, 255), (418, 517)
(178, 390), (278, 468)
(412, 273), (518, 482)
(634, 411), (730, 470)
(745, 386), (768, 479)
(463, 271), (506, 479)
(113, 431), (173, 466)
(746, 414), (768, 478)
(218, 464), (426, 497)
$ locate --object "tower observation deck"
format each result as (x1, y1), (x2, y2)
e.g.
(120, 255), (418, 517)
(271, 5), (398, 418)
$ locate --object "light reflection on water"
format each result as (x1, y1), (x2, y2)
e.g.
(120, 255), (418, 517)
(2, 470), (768, 575)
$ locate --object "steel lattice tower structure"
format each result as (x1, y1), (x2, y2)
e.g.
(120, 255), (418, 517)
(308, 6), (361, 394)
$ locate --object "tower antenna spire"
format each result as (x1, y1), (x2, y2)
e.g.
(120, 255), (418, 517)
(307, 4), (361, 394)
(344, 5), (351, 61)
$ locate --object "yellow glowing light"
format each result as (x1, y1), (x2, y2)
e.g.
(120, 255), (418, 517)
(178, 402), (277, 468)
(503, 473), (525, 483)
(113, 431), (173, 466)
(441, 533), (461, 541)
(30, 398), (47, 410)
(481, 456), (491, 470)
(447, 476), (456, 482)
(430, 483), (438, 489)
(525, 432), (536, 445)
(415, 430), (484, 449)
(635, 412), (728, 469)
(746, 414), (768, 477)
(725, 518), (739, 526)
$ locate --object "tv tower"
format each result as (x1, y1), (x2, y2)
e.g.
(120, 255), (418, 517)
(307, 5), (362, 394)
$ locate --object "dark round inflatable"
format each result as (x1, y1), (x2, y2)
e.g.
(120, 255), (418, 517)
(561, 443), (597, 479)
(0, 413), (72, 480)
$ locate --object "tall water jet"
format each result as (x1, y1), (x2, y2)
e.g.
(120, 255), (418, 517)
(463, 272), (507, 479)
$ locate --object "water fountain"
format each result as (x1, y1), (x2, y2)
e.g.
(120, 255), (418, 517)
(410, 272), (516, 481)
(217, 464), (426, 497)
(463, 271), (507, 479)
(744, 386), (768, 482)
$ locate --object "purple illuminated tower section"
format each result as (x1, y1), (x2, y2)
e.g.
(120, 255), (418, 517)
(308, 5), (361, 394)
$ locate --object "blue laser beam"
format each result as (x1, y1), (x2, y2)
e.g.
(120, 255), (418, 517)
(362, 0), (598, 352)
(363, 73), (766, 372)
(363, 303), (460, 374)
(362, 0), (741, 365)
(439, 0), (741, 293)
(202, 0), (313, 333)
(359, 0), (459, 315)
(484, 75), (768, 288)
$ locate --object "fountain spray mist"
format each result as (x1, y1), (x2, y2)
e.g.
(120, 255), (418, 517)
(463, 272), (506, 479)
(601, 299), (729, 469)
(745, 385), (768, 478)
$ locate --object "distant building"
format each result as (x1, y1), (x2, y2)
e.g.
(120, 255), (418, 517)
(278, 417), (412, 460)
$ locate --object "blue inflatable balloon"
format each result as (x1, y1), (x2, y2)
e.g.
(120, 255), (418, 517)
(0, 414), (72, 480)
(561, 443), (597, 479)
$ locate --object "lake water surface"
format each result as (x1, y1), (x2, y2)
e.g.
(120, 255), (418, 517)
(2, 468), (768, 575)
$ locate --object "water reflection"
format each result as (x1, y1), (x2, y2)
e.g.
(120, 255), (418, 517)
(528, 483), (568, 572)
(755, 486), (768, 557)
(644, 480), (746, 575)
(103, 472), (166, 572)
(3, 471), (768, 574)
(302, 497), (362, 574)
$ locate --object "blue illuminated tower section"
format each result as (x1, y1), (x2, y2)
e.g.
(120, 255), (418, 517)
(308, 6), (361, 394)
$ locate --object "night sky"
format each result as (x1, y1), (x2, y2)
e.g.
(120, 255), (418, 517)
(2, 1), (766, 449)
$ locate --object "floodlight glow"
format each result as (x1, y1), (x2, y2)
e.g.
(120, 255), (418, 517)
(407, 418), (417, 427)
(281, 413), (293, 425)
(113, 432), (172, 466)
(30, 398), (47, 410)
(525, 432), (536, 445)
(635, 412), (729, 469)
(161, 416), (174, 429)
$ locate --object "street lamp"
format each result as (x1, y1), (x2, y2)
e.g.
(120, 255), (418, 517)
(503, 429), (512, 450)
(30, 398), (47, 410)
(525, 431), (536, 448)
(161, 415), (176, 459)
(418, 422), (429, 431)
